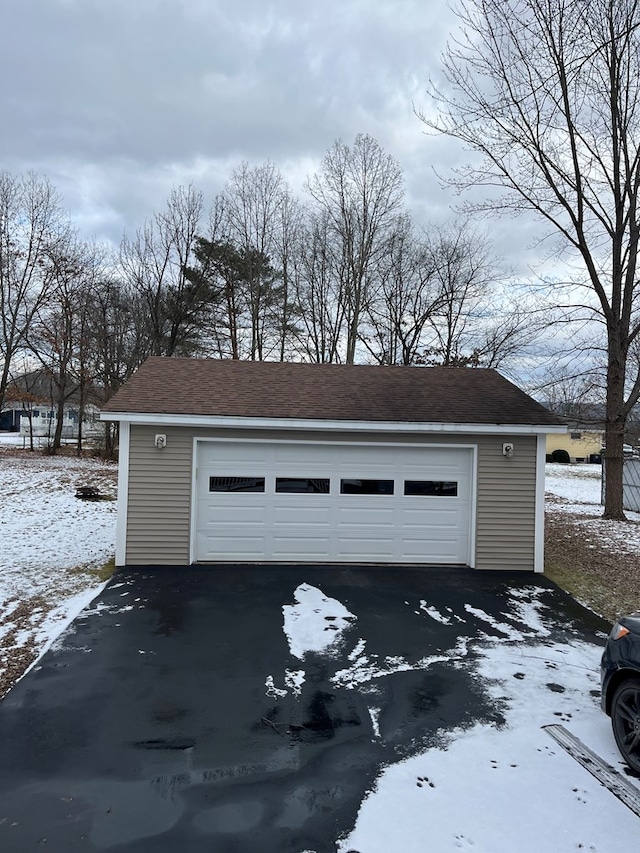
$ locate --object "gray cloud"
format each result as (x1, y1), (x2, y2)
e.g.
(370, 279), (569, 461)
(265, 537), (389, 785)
(0, 0), (500, 252)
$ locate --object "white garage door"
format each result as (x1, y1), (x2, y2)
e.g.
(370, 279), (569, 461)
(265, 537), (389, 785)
(194, 441), (474, 564)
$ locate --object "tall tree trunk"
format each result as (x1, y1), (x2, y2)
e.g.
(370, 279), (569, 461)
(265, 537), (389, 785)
(603, 338), (627, 519)
(53, 392), (65, 452)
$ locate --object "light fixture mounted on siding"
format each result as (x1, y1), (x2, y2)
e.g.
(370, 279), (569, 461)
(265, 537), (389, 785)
(502, 442), (514, 458)
(155, 434), (167, 450)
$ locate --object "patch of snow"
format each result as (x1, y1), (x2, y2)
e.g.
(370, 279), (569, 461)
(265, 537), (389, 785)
(348, 638), (367, 661)
(506, 589), (551, 637)
(463, 604), (524, 640)
(417, 600), (452, 624)
(447, 606), (466, 623)
(338, 635), (640, 853)
(282, 583), (356, 660)
(265, 675), (288, 699)
(332, 650), (453, 690)
(284, 669), (305, 696)
(450, 635), (471, 665)
(571, 515), (640, 555)
(509, 586), (549, 599)
(368, 707), (381, 738)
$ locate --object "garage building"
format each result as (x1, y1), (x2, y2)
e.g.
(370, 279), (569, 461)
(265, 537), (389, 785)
(101, 357), (565, 570)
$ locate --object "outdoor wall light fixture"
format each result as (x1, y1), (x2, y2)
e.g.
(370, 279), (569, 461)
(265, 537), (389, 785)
(155, 434), (167, 450)
(502, 442), (514, 458)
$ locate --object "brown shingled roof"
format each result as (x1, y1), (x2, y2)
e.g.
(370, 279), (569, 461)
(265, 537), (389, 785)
(102, 357), (563, 426)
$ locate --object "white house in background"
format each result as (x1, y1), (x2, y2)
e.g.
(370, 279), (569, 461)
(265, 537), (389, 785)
(18, 404), (102, 439)
(0, 368), (103, 441)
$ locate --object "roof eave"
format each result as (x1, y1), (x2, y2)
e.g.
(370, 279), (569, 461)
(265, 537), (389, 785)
(100, 411), (567, 435)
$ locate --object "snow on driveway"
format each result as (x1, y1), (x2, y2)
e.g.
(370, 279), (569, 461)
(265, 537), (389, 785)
(273, 580), (640, 851)
(337, 634), (638, 852)
(273, 582), (639, 853)
(282, 582), (357, 659)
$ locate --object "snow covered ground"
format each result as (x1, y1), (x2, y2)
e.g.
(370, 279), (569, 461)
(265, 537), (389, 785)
(545, 460), (604, 506)
(1, 444), (639, 850)
(546, 460), (640, 560)
(0, 435), (117, 694)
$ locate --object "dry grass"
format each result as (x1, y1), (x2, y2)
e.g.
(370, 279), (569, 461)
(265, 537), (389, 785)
(544, 510), (640, 622)
(95, 556), (117, 582)
(0, 595), (47, 698)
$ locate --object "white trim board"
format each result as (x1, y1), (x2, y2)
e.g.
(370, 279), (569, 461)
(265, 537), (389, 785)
(534, 433), (547, 573)
(102, 410), (567, 436)
(115, 421), (130, 567)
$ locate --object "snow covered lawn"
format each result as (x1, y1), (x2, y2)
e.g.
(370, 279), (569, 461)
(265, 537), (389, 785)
(0, 439), (117, 696)
(545, 460), (604, 506)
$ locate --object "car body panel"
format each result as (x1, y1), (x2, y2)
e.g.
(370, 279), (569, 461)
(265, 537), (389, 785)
(601, 613), (640, 714)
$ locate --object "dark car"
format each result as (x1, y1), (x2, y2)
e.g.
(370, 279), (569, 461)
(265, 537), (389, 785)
(601, 612), (640, 774)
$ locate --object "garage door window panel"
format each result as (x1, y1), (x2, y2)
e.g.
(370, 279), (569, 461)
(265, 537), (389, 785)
(404, 480), (458, 496)
(340, 479), (394, 495)
(275, 477), (330, 493)
(209, 477), (265, 492)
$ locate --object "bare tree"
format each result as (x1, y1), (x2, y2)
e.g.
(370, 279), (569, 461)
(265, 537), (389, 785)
(0, 172), (69, 413)
(420, 0), (640, 518)
(296, 208), (350, 363)
(119, 185), (205, 357)
(27, 239), (96, 452)
(273, 187), (304, 361)
(470, 300), (540, 372)
(306, 134), (405, 363)
(222, 162), (291, 359)
(421, 221), (504, 365)
(361, 215), (444, 365)
(535, 362), (605, 424)
(87, 275), (145, 457)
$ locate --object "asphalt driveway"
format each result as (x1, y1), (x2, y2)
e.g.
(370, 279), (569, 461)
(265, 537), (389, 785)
(0, 565), (609, 853)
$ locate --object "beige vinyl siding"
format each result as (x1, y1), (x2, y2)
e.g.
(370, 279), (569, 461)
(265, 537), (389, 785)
(124, 426), (538, 570)
(126, 425), (193, 564)
(475, 435), (536, 571)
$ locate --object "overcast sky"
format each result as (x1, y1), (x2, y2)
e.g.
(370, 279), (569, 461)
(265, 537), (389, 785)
(0, 0), (550, 277)
(0, 2), (457, 230)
